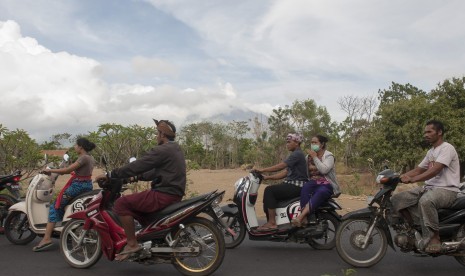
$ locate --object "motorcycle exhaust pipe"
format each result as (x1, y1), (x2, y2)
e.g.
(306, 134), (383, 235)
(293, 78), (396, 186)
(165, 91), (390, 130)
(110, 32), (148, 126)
(442, 236), (465, 252)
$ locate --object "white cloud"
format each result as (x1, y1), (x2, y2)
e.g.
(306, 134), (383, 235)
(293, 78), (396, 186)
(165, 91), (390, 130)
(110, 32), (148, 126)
(0, 20), (261, 141)
(2, 0), (465, 142)
(131, 56), (179, 77)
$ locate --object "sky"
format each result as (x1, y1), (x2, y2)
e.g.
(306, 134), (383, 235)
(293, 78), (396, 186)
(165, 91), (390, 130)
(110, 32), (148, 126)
(1, 0), (464, 142)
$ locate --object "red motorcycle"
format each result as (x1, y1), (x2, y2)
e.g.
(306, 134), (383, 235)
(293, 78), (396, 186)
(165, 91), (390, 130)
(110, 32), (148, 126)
(59, 178), (227, 276)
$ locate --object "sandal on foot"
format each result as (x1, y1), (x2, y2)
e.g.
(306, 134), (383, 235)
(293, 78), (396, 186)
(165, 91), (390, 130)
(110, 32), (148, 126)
(425, 243), (441, 254)
(115, 245), (143, 261)
(33, 242), (53, 252)
(291, 219), (302, 228)
(256, 225), (278, 232)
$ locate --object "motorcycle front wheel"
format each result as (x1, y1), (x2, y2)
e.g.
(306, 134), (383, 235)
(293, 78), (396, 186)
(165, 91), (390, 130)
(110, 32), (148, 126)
(308, 212), (340, 250)
(221, 213), (246, 249)
(60, 219), (102, 269)
(172, 217), (225, 276)
(4, 211), (37, 245)
(336, 218), (387, 267)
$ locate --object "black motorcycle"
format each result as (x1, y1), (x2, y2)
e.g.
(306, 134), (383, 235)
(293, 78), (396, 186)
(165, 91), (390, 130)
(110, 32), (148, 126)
(335, 169), (465, 267)
(0, 170), (22, 233)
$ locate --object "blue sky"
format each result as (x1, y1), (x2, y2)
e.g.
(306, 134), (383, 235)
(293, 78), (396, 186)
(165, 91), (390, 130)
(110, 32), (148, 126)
(1, 0), (464, 141)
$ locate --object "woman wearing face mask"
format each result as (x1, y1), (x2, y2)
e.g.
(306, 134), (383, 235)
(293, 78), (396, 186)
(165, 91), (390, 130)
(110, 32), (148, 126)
(291, 134), (341, 227)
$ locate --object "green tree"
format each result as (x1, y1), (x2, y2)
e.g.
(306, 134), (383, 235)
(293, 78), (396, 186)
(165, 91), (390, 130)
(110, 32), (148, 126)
(429, 77), (465, 177)
(87, 123), (155, 170)
(40, 133), (72, 150)
(267, 106), (293, 163)
(0, 125), (42, 176)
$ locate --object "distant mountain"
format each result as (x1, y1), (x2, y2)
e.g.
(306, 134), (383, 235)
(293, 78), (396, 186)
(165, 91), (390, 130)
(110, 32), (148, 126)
(185, 108), (269, 125)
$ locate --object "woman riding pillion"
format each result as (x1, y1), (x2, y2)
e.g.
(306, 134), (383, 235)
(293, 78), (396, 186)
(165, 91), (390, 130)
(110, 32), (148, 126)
(33, 137), (96, 252)
(292, 134), (341, 227)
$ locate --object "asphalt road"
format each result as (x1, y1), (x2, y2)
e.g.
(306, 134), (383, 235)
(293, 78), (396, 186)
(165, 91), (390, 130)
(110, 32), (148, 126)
(0, 234), (463, 276)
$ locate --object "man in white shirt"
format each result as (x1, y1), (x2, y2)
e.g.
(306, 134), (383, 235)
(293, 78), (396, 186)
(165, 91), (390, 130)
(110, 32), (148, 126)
(391, 120), (460, 253)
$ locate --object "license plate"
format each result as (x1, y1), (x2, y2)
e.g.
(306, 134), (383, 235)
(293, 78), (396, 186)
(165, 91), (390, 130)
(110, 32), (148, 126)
(212, 204), (224, 217)
(9, 184), (20, 190)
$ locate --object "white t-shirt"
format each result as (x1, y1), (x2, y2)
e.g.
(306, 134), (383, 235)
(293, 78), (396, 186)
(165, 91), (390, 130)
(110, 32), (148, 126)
(419, 142), (460, 192)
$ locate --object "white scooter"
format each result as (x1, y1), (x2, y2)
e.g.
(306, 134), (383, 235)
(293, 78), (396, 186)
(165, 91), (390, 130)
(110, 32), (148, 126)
(4, 154), (99, 245)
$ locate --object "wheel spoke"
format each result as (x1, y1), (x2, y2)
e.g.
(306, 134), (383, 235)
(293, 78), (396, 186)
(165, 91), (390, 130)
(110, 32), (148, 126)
(69, 229), (81, 243)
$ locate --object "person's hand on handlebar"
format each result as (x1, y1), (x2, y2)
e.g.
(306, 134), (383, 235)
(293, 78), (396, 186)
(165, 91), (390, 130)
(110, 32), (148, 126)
(95, 174), (108, 185)
(250, 169), (266, 180)
(400, 174), (413, 184)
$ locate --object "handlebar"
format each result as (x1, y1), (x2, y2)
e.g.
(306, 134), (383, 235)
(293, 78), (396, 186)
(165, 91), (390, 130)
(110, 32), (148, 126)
(250, 170), (264, 181)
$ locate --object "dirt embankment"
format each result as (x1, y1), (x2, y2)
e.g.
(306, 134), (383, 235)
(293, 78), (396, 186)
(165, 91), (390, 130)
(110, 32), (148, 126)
(52, 168), (408, 219)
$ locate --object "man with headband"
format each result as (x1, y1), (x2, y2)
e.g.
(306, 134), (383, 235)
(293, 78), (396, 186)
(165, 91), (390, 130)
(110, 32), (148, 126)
(255, 133), (308, 231)
(96, 119), (186, 261)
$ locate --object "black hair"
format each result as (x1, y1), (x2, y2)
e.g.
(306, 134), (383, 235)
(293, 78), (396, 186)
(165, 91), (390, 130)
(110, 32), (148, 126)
(76, 137), (96, 152)
(426, 120), (445, 135)
(315, 134), (329, 149)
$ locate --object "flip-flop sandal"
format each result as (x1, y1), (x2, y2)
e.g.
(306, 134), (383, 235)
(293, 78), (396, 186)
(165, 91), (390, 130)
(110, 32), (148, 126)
(256, 226), (278, 232)
(291, 219), (302, 228)
(32, 242), (53, 252)
(114, 245), (143, 262)
(425, 243), (441, 254)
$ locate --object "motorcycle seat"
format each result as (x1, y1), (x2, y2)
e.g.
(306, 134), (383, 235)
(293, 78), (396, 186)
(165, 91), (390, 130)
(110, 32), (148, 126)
(0, 175), (13, 181)
(141, 192), (215, 226)
(449, 195), (465, 209)
(437, 196), (465, 218)
(276, 196), (337, 210)
(277, 197), (300, 208)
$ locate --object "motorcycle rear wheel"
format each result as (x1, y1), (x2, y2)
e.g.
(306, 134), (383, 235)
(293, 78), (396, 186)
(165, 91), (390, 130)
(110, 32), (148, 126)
(4, 211), (37, 245)
(454, 223), (465, 267)
(60, 219), (102, 269)
(308, 212), (340, 250)
(221, 213), (246, 249)
(336, 218), (387, 267)
(172, 217), (225, 276)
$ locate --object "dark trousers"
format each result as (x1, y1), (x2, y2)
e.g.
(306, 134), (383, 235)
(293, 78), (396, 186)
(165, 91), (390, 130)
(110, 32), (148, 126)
(263, 183), (301, 219)
(300, 180), (333, 214)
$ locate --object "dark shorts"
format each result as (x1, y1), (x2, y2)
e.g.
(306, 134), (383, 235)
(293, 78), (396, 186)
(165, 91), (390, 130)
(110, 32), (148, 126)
(113, 190), (182, 225)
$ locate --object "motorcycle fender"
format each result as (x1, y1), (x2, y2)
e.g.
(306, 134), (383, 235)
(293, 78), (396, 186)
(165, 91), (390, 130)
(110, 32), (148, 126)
(341, 207), (373, 220)
(342, 207), (395, 251)
(7, 201), (26, 213)
(221, 203), (238, 216)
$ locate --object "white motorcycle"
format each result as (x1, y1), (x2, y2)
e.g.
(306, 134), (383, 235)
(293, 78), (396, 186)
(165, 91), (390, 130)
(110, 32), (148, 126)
(4, 154), (99, 245)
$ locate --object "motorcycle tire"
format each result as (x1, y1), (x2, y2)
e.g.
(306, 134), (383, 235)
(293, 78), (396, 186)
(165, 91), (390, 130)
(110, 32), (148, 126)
(308, 212), (340, 250)
(335, 218), (388, 268)
(221, 213), (246, 249)
(454, 223), (465, 267)
(60, 219), (102, 269)
(172, 217), (226, 276)
(4, 211), (37, 245)
(0, 194), (17, 232)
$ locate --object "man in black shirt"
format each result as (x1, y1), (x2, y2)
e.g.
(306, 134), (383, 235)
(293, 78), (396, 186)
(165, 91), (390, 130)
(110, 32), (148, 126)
(255, 133), (307, 231)
(96, 119), (186, 261)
